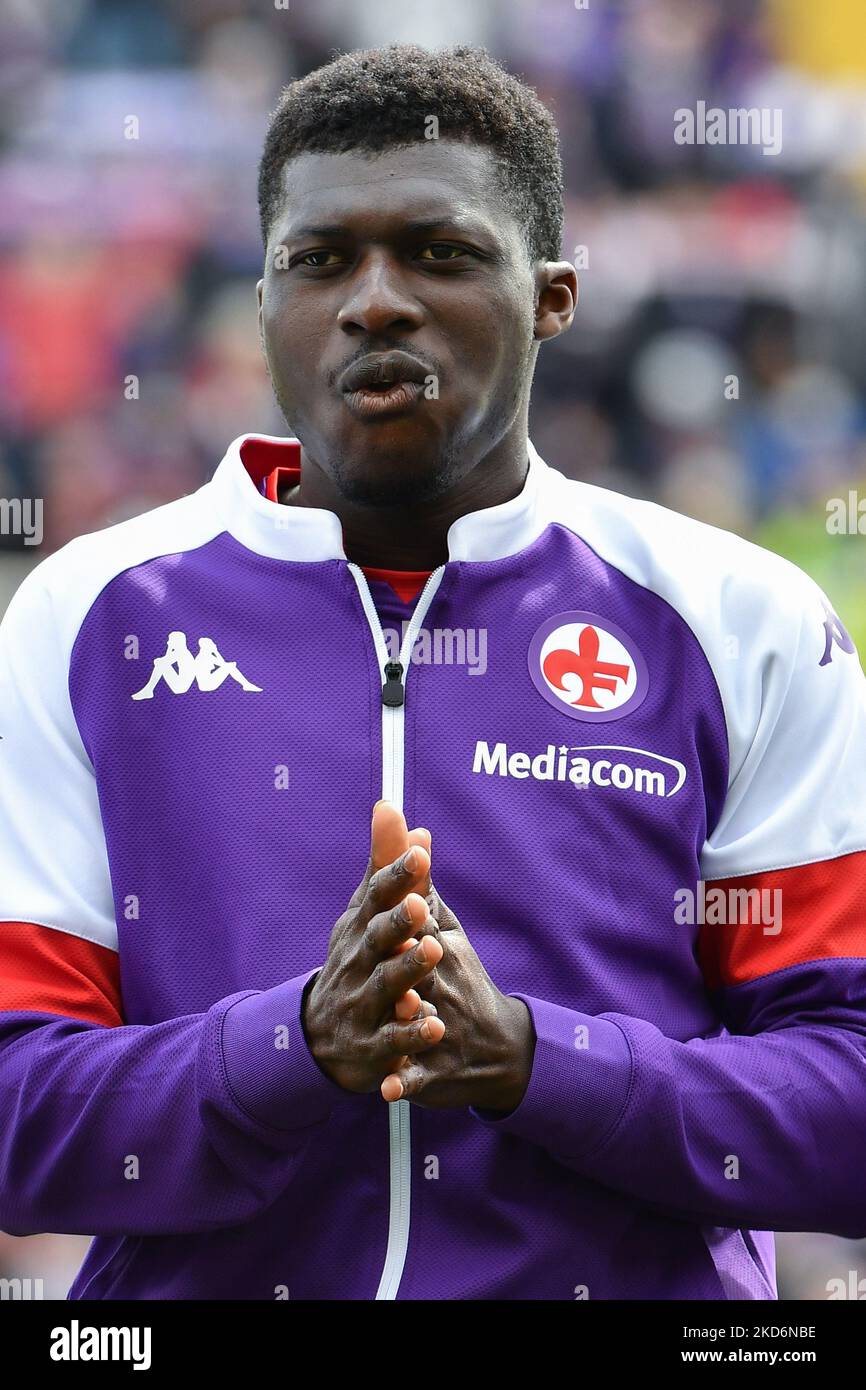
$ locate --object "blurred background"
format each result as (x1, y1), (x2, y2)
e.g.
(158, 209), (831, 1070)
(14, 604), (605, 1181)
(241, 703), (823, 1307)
(1, 0), (865, 1300)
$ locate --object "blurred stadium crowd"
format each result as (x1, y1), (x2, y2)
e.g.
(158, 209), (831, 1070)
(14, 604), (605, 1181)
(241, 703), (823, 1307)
(1, 0), (865, 1300)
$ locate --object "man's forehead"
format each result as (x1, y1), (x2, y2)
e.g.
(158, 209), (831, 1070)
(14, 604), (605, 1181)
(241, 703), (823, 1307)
(276, 142), (507, 235)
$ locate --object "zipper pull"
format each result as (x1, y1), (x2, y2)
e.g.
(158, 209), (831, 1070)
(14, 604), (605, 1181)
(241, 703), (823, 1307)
(381, 660), (405, 707)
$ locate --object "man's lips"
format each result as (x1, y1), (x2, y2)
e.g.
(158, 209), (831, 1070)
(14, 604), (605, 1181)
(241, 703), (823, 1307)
(339, 350), (433, 420)
(338, 350), (432, 394)
(342, 380), (425, 419)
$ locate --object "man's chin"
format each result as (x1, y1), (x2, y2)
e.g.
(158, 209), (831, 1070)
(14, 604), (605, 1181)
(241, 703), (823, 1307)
(276, 400), (462, 506)
(331, 449), (457, 508)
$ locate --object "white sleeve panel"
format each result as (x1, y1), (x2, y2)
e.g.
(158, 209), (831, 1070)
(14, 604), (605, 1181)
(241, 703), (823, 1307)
(541, 463), (866, 879)
(0, 555), (117, 950)
(700, 565), (866, 880)
(0, 482), (224, 953)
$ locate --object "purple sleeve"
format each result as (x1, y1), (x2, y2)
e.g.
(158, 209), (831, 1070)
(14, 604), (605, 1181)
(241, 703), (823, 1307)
(470, 963), (866, 1238)
(0, 966), (352, 1237)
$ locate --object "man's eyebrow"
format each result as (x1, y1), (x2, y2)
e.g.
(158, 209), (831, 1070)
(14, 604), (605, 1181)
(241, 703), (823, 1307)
(281, 216), (496, 242)
(398, 216), (494, 237)
(281, 224), (348, 242)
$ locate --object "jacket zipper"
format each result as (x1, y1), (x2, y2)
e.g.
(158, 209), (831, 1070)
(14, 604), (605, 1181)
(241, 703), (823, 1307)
(347, 562), (446, 1301)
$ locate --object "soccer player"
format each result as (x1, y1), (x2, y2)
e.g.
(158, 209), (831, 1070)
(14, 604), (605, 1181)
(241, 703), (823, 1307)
(1, 44), (865, 1301)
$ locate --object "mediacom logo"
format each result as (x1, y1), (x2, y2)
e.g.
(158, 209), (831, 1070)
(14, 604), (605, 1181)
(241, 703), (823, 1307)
(472, 741), (687, 798)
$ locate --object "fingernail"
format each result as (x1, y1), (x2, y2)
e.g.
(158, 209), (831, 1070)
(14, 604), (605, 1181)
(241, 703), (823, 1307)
(400, 898), (414, 923)
(403, 847), (417, 872)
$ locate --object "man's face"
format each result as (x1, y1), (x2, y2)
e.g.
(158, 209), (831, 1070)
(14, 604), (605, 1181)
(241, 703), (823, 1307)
(257, 141), (541, 505)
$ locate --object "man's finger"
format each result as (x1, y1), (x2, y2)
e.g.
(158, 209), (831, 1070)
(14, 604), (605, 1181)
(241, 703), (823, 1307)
(375, 1015), (445, 1071)
(366, 845), (431, 913)
(406, 826), (432, 894)
(362, 892), (429, 963)
(371, 800), (411, 870)
(381, 1061), (426, 1102)
(346, 800), (412, 913)
(394, 989), (438, 1022)
(365, 931), (444, 1009)
(345, 853), (376, 914)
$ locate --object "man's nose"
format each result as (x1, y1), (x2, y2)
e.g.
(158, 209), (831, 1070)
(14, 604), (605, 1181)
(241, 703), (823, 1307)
(336, 252), (424, 335)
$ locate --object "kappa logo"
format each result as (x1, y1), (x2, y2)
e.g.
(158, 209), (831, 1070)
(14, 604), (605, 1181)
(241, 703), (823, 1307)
(528, 611), (649, 723)
(819, 600), (856, 667)
(131, 631), (262, 699)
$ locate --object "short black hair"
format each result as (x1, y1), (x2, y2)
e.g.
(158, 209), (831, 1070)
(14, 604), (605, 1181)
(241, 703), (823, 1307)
(257, 43), (563, 265)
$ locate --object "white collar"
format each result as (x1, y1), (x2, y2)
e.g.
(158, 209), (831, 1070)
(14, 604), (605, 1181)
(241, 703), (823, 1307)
(206, 431), (552, 564)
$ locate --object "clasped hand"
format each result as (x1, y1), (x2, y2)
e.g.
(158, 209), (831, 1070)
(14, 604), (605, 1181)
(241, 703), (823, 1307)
(302, 802), (534, 1112)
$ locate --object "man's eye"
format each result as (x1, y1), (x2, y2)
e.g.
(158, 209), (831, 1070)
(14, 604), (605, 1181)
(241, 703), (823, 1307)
(297, 250), (343, 267)
(417, 244), (468, 261)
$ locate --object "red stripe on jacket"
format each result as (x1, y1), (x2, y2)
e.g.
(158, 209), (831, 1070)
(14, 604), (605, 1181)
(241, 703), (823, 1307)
(0, 922), (123, 1026)
(698, 848), (866, 990)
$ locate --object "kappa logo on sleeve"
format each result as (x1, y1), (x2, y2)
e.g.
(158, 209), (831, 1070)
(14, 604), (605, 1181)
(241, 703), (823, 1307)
(819, 601), (856, 667)
(528, 611), (648, 722)
(131, 631), (262, 699)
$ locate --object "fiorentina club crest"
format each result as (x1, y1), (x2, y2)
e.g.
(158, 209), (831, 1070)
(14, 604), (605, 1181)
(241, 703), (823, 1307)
(528, 611), (649, 723)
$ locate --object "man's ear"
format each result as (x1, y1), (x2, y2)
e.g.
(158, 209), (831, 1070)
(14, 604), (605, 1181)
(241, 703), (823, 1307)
(256, 278), (264, 351)
(534, 262), (578, 343)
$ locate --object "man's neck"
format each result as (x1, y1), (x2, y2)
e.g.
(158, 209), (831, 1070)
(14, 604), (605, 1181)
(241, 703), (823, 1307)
(277, 428), (530, 570)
